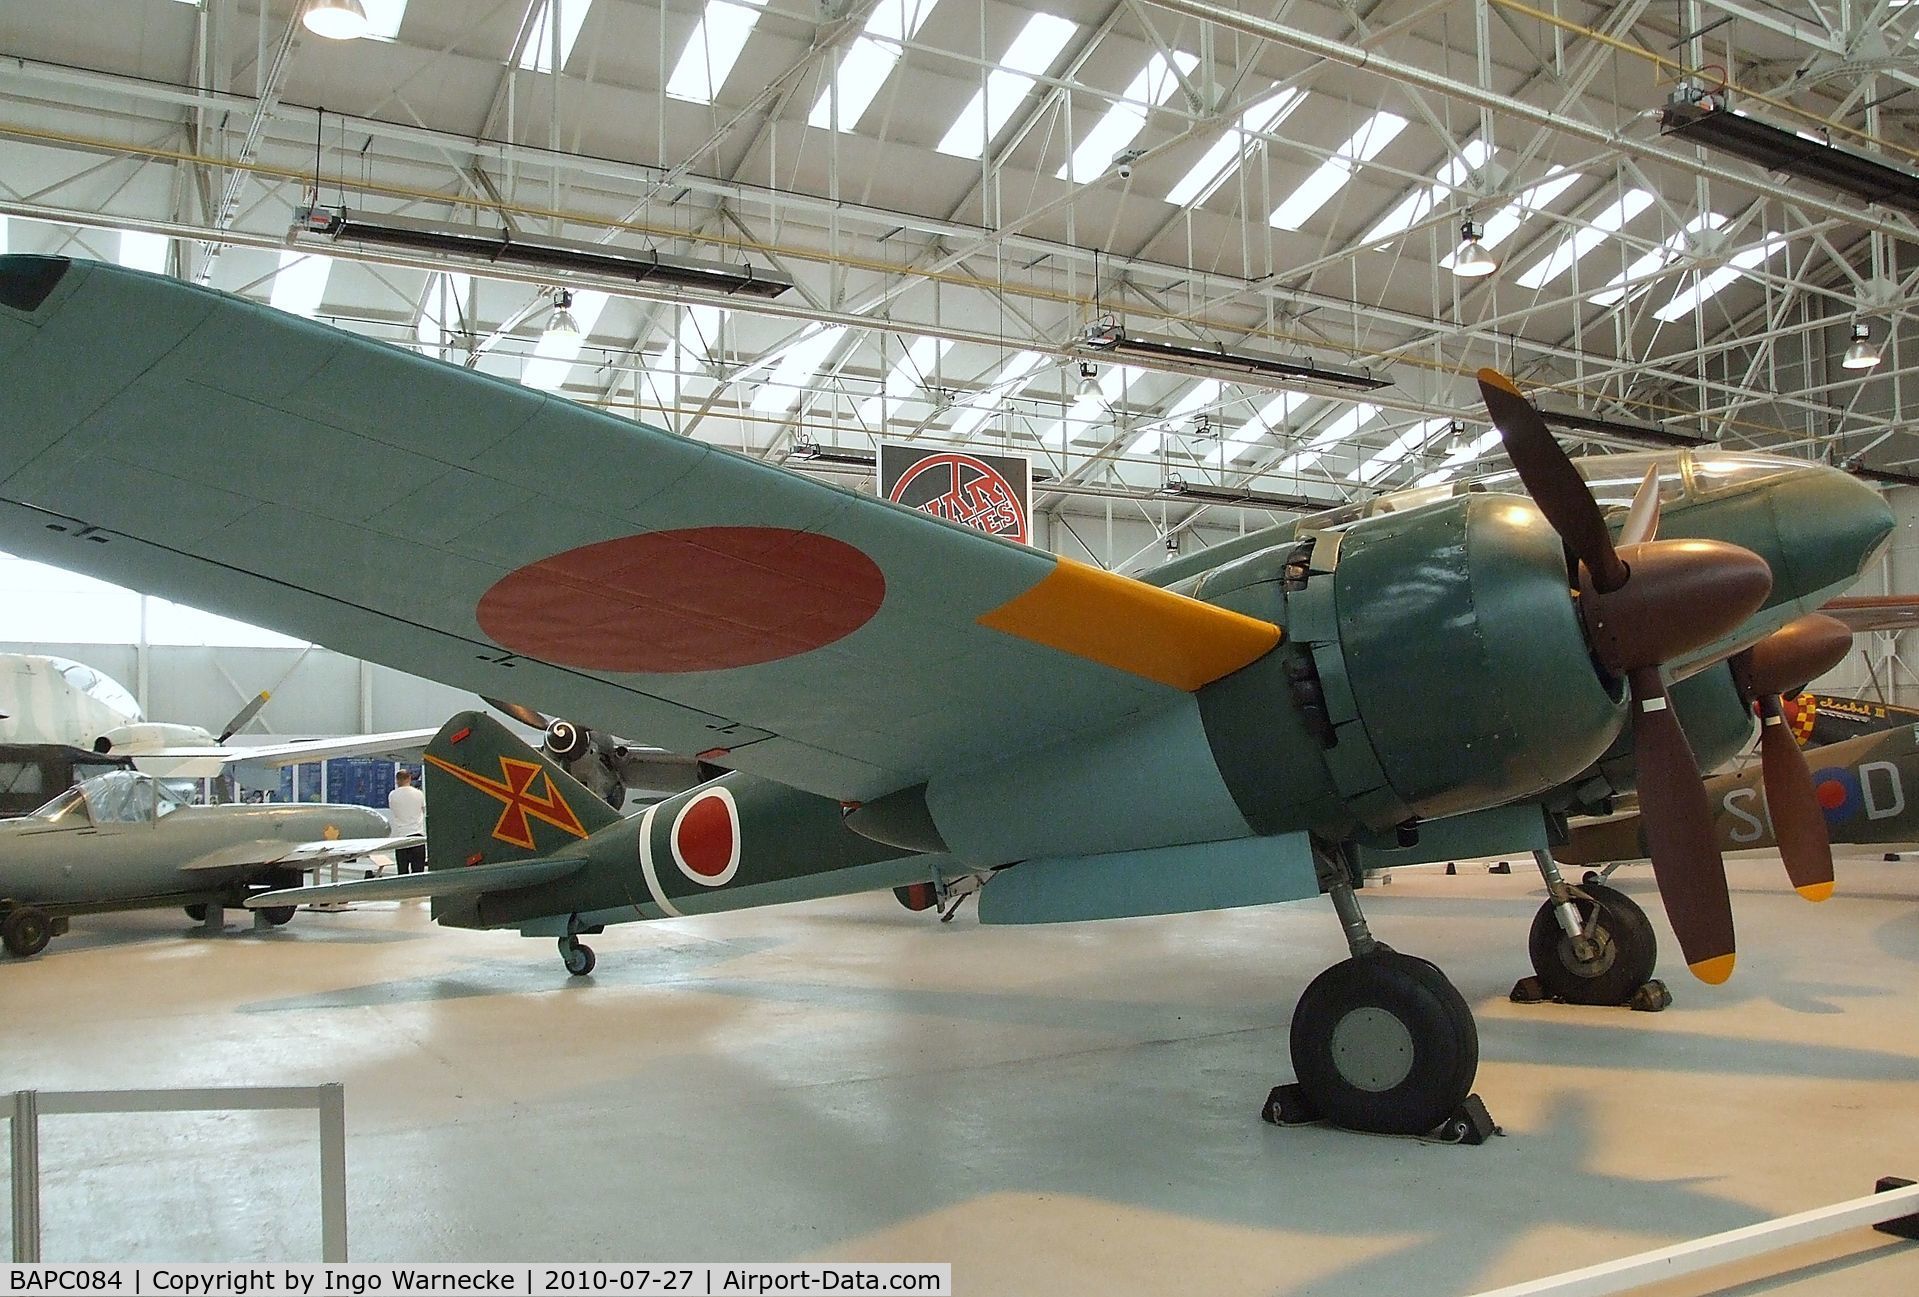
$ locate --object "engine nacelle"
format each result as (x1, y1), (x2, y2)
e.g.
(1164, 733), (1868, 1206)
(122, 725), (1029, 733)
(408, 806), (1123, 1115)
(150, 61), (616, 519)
(1286, 492), (1627, 829)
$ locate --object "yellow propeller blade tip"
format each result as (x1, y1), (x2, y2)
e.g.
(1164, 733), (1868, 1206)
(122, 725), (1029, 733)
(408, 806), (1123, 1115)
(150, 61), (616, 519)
(1477, 367), (1522, 396)
(1688, 953), (1736, 985)
(1795, 881), (1835, 903)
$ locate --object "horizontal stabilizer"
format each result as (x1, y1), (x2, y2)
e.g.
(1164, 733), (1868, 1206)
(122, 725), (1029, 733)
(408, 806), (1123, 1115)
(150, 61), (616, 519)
(243, 854), (585, 907)
(179, 833), (422, 872)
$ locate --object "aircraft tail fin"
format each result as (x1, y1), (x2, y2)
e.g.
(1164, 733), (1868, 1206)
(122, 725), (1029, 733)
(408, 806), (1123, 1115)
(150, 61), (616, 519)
(422, 710), (622, 878)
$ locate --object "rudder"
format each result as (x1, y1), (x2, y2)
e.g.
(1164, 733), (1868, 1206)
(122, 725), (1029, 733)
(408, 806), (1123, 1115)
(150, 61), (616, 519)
(422, 710), (622, 878)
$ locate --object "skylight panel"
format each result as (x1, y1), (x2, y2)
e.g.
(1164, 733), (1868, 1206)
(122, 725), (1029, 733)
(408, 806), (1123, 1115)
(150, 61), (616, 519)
(115, 230), (168, 274)
(1060, 50), (1199, 184)
(858, 335), (954, 426)
(1274, 402), (1379, 473)
(363, 0), (408, 40)
(1222, 390), (1309, 461)
(416, 272), (471, 349)
(1038, 365), (1133, 446)
(945, 350), (1047, 441)
(1348, 418), (1450, 484)
(1439, 167), (1581, 270)
(1360, 140), (1493, 246)
(1269, 112), (1408, 231)
(0, 216), (8, 254)
(517, 0), (593, 73)
(658, 303), (728, 378)
(1126, 379), (1221, 457)
(936, 13), (1078, 159)
(1591, 212), (1725, 307)
(1165, 88), (1305, 208)
(1515, 188), (1655, 290)
(522, 289), (609, 390)
(666, 0), (760, 104)
(268, 250), (332, 318)
(808, 0), (941, 131)
(1653, 232), (1788, 322)
(1414, 429), (1502, 487)
(750, 325), (848, 415)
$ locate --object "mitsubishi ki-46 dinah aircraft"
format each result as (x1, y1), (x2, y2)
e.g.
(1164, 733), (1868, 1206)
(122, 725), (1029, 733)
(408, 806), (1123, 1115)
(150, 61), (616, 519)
(0, 255), (1896, 1138)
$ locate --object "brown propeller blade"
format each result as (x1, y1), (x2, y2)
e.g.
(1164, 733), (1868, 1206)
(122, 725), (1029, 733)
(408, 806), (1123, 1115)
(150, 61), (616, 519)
(483, 697), (552, 731)
(1477, 368), (1630, 592)
(1754, 693), (1834, 901)
(1728, 614), (1852, 903)
(1619, 465), (1662, 547)
(1627, 665), (1737, 983)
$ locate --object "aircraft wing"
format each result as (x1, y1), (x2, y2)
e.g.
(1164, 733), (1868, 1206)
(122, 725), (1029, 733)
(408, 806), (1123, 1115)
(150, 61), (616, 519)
(129, 727), (440, 778)
(1821, 595), (1919, 634)
(0, 258), (1282, 802)
(178, 833), (422, 872)
(243, 854), (585, 906)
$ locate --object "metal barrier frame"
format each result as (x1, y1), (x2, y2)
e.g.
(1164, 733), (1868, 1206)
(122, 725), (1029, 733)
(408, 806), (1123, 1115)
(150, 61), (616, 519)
(5, 1084), (346, 1262)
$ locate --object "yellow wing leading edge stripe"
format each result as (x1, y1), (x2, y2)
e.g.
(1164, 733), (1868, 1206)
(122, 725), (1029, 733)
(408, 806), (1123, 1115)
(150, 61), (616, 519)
(976, 557), (1283, 691)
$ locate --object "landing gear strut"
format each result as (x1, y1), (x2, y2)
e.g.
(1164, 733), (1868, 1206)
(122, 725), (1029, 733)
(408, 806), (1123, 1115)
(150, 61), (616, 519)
(1268, 846), (1492, 1141)
(1512, 851), (1667, 1010)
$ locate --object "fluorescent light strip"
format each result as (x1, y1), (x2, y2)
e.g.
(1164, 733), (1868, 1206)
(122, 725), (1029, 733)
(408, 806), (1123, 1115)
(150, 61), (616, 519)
(115, 230), (169, 274)
(857, 335), (954, 425)
(808, 0), (942, 131)
(517, 0), (592, 73)
(268, 250), (332, 318)
(666, 0), (761, 104)
(1654, 231), (1789, 322)
(1591, 212), (1725, 307)
(522, 290), (609, 390)
(1413, 429), (1504, 486)
(750, 325), (848, 415)
(945, 350), (1048, 441)
(1360, 140), (1493, 247)
(1060, 51), (1198, 184)
(1515, 188), (1655, 290)
(1126, 379), (1222, 456)
(1269, 112), (1408, 231)
(1439, 166), (1581, 269)
(1165, 88), (1305, 208)
(936, 13), (1078, 159)
(1275, 402), (1380, 473)
(1348, 418), (1451, 484)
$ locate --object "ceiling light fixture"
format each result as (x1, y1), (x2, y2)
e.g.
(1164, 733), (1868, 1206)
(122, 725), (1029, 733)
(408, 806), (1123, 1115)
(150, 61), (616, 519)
(1451, 218), (1498, 279)
(1843, 320), (1884, 371)
(1076, 361), (1101, 396)
(1077, 325), (1388, 393)
(302, 0), (371, 40)
(545, 290), (582, 341)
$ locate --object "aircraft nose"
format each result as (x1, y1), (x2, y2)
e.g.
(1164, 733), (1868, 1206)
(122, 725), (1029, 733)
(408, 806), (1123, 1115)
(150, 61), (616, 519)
(1774, 466), (1896, 598)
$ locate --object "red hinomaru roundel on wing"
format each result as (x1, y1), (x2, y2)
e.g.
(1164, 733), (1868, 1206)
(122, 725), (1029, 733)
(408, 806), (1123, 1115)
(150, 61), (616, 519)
(671, 787), (741, 886)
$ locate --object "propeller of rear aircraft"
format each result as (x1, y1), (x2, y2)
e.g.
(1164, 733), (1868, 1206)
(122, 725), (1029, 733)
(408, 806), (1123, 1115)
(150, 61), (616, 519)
(1727, 615), (1853, 903)
(1477, 369), (1774, 984)
(215, 691), (272, 744)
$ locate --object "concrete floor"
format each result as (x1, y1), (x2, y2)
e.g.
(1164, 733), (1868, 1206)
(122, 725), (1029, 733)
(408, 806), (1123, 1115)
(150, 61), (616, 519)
(2, 850), (1917, 1294)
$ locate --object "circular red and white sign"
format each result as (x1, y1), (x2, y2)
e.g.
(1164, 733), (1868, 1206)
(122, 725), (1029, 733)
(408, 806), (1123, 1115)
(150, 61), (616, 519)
(670, 787), (741, 886)
(887, 452), (1029, 544)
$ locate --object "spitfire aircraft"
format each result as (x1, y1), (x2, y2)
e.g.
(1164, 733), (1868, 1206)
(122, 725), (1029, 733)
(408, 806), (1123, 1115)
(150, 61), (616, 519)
(0, 768), (415, 958)
(0, 254), (1897, 1137)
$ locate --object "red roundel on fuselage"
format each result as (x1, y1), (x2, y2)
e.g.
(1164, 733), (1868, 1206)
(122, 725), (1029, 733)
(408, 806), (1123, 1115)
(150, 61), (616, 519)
(672, 789), (740, 886)
(475, 527), (885, 673)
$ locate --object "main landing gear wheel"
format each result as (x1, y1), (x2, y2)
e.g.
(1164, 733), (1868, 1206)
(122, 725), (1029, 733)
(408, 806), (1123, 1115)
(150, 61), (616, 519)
(1289, 951), (1479, 1136)
(1526, 883), (1658, 1006)
(260, 905), (297, 928)
(184, 903), (208, 922)
(3, 906), (54, 958)
(560, 935), (596, 977)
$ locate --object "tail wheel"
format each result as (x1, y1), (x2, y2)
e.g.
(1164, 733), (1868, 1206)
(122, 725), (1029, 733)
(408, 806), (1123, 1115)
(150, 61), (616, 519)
(561, 940), (596, 977)
(1527, 883), (1657, 1005)
(2, 906), (54, 958)
(1289, 951), (1478, 1136)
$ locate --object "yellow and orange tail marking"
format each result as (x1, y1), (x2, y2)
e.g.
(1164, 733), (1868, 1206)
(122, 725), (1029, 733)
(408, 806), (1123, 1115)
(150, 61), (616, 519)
(424, 752), (589, 850)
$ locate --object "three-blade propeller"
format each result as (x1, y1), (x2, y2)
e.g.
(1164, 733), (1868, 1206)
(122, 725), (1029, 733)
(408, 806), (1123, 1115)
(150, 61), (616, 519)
(1478, 369), (1776, 983)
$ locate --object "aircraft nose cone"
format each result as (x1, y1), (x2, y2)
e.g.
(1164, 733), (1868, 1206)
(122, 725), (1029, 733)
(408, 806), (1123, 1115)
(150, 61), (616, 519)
(1774, 467), (1896, 598)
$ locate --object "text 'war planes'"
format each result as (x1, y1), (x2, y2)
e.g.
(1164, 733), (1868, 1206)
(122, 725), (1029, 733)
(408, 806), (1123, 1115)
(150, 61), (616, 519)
(0, 255), (1896, 1137)
(0, 769), (418, 958)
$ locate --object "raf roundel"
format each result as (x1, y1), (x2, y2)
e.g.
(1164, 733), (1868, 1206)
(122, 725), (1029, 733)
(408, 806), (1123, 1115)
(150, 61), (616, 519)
(671, 787), (742, 887)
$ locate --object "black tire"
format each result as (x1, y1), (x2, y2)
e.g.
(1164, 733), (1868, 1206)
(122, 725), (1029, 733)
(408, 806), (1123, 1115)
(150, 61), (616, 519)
(563, 942), (596, 977)
(184, 903), (208, 922)
(1527, 883), (1657, 1006)
(261, 905), (297, 928)
(1289, 951), (1478, 1136)
(2, 906), (54, 958)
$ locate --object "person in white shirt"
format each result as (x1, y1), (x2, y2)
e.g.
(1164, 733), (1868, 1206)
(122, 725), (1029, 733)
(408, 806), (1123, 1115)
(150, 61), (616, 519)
(387, 768), (428, 875)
